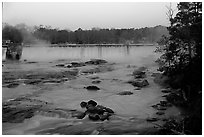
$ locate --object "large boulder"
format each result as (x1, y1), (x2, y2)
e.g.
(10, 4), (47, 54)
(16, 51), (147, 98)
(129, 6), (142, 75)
(127, 79), (149, 87)
(85, 86), (100, 91)
(85, 59), (107, 65)
(133, 70), (146, 78)
(80, 100), (114, 121)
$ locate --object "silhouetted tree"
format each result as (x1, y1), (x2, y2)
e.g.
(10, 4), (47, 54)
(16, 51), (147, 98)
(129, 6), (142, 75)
(2, 25), (23, 43)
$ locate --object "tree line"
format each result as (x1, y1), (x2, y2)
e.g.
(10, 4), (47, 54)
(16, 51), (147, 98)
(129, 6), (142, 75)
(2, 23), (168, 45)
(157, 2), (202, 134)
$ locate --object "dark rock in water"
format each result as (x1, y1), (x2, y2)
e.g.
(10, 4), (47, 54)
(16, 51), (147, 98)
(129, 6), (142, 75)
(159, 101), (172, 107)
(134, 87), (142, 90)
(88, 113), (100, 121)
(70, 61), (85, 67)
(6, 83), (19, 88)
(99, 112), (110, 121)
(88, 76), (100, 79)
(146, 117), (159, 122)
(117, 91), (133, 95)
(157, 106), (167, 111)
(133, 69), (146, 78)
(80, 101), (88, 108)
(24, 79), (42, 85)
(85, 59), (107, 65)
(151, 103), (168, 110)
(3, 105), (39, 123)
(104, 107), (114, 114)
(92, 80), (101, 84)
(88, 100), (97, 107)
(162, 95), (168, 98)
(127, 79), (149, 87)
(151, 104), (159, 109)
(26, 61), (38, 64)
(79, 100), (114, 121)
(85, 86), (100, 91)
(161, 89), (171, 93)
(156, 111), (165, 115)
(86, 106), (103, 114)
(56, 64), (65, 67)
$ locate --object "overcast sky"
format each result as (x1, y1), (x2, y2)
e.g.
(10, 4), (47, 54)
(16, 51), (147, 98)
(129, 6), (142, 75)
(3, 2), (178, 30)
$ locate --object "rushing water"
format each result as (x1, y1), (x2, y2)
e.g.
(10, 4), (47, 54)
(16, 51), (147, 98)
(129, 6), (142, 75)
(3, 45), (182, 135)
(20, 45), (158, 64)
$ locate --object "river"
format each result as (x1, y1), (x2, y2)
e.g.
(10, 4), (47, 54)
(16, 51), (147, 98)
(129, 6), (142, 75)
(2, 45), (182, 135)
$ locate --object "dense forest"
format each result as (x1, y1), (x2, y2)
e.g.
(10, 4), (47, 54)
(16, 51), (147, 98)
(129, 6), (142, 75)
(2, 23), (168, 45)
(157, 2), (202, 134)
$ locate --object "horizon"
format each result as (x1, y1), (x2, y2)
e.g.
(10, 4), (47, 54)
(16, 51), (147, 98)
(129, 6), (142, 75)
(3, 2), (177, 31)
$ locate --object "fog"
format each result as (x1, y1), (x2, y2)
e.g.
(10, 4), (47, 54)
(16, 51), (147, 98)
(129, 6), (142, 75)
(3, 2), (178, 30)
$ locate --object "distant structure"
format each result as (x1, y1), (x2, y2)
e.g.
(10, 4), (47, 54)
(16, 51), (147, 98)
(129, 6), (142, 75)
(2, 40), (23, 60)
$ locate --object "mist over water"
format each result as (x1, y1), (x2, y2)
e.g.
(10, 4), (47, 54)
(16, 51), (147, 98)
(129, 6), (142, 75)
(21, 45), (157, 64)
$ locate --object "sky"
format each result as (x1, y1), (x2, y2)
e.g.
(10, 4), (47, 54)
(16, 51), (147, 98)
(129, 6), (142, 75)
(2, 2), (178, 30)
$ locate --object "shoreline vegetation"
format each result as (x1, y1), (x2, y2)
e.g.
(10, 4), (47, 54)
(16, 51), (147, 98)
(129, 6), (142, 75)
(154, 2), (202, 135)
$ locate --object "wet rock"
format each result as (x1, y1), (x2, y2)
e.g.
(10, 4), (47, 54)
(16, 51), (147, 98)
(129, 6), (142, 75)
(104, 107), (114, 114)
(80, 100), (114, 121)
(151, 104), (158, 109)
(161, 89), (172, 93)
(134, 87), (142, 90)
(146, 117), (159, 122)
(127, 79), (149, 87)
(85, 59), (107, 65)
(56, 64), (65, 67)
(70, 61), (85, 67)
(80, 101), (88, 108)
(160, 101), (172, 107)
(88, 100), (98, 107)
(3, 103), (41, 123)
(151, 104), (167, 110)
(117, 91), (133, 95)
(6, 83), (19, 88)
(92, 80), (101, 84)
(99, 112), (110, 121)
(81, 65), (113, 75)
(26, 61), (38, 64)
(88, 113), (100, 121)
(85, 86), (100, 91)
(88, 76), (100, 79)
(133, 69), (146, 78)
(157, 106), (167, 111)
(162, 95), (168, 98)
(24, 79), (42, 85)
(86, 106), (100, 114)
(156, 111), (165, 115)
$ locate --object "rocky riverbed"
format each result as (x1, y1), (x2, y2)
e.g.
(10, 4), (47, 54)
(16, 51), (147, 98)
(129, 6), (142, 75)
(2, 58), (183, 135)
